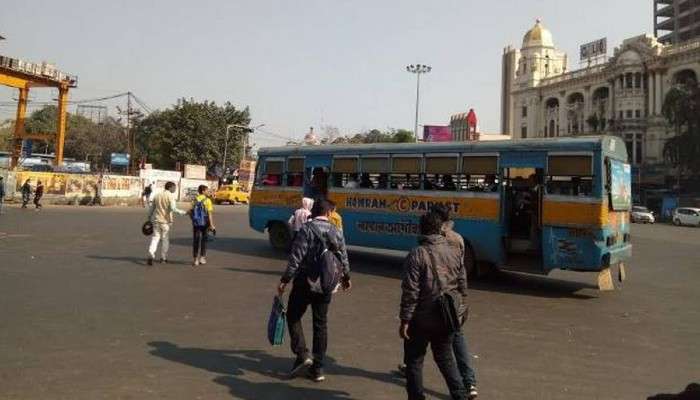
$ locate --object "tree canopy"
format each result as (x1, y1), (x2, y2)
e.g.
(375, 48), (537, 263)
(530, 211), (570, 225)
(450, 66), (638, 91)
(662, 83), (700, 176)
(330, 128), (415, 144)
(134, 99), (250, 172)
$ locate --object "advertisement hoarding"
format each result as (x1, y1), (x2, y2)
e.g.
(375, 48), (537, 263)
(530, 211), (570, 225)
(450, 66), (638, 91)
(423, 125), (452, 142)
(580, 38), (607, 62)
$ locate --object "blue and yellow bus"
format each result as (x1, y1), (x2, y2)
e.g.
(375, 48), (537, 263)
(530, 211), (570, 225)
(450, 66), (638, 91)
(249, 136), (631, 289)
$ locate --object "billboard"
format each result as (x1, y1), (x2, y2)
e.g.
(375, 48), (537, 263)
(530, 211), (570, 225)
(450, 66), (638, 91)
(580, 38), (607, 62)
(184, 164), (206, 180)
(110, 153), (130, 166)
(423, 125), (452, 142)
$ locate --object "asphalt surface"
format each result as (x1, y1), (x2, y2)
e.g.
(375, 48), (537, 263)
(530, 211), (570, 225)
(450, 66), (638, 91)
(0, 205), (698, 400)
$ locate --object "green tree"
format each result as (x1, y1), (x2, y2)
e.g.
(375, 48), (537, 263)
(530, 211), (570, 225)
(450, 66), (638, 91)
(0, 119), (14, 152)
(134, 98), (250, 171)
(662, 84), (700, 177)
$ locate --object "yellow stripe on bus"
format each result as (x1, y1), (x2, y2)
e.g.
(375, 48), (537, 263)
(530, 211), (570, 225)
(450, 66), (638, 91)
(542, 200), (609, 228)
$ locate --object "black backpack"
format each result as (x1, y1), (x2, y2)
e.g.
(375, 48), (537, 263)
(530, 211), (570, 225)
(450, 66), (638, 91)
(305, 222), (343, 295)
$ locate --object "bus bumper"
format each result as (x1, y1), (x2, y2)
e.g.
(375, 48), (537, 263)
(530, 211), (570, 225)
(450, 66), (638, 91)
(598, 244), (630, 291)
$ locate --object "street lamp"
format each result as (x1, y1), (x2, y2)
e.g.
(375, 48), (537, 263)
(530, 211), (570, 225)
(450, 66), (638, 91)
(406, 64), (432, 143)
(223, 123), (265, 176)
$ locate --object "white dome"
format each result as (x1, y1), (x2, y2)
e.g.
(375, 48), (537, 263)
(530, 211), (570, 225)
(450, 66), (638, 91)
(522, 19), (554, 49)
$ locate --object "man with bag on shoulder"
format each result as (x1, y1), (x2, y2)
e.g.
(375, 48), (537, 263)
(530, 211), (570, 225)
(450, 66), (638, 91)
(146, 181), (186, 265)
(277, 199), (351, 383)
(399, 211), (469, 400)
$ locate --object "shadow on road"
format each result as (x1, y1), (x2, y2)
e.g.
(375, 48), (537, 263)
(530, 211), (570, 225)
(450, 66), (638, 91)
(647, 383), (700, 399)
(170, 236), (287, 261)
(470, 270), (599, 300)
(86, 255), (192, 266)
(146, 341), (449, 400)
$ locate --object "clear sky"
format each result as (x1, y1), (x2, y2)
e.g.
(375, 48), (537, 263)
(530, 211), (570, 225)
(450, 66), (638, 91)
(1, 0), (651, 147)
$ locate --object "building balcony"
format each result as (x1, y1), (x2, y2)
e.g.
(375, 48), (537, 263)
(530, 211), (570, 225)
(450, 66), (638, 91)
(656, 16), (676, 31)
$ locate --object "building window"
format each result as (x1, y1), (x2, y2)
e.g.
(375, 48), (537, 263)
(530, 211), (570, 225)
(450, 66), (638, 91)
(635, 134), (643, 165)
(635, 73), (642, 88)
(626, 110), (633, 119)
(619, 110), (624, 120)
(522, 106), (528, 118)
(521, 126), (527, 138)
(635, 109), (641, 118)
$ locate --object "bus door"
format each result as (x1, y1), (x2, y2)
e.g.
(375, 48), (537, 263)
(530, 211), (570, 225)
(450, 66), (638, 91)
(499, 152), (546, 269)
(303, 155), (332, 199)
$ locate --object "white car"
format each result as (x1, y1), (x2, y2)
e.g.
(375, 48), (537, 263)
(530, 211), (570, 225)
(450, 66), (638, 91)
(631, 206), (655, 224)
(672, 207), (700, 227)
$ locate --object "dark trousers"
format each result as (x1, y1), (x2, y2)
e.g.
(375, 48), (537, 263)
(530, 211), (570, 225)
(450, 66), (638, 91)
(286, 280), (331, 369)
(193, 226), (208, 258)
(33, 195), (42, 209)
(404, 322), (466, 400)
(453, 330), (476, 388)
(21, 193), (30, 208)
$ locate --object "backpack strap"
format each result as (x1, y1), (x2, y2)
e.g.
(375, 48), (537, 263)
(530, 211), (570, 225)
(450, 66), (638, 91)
(425, 248), (445, 295)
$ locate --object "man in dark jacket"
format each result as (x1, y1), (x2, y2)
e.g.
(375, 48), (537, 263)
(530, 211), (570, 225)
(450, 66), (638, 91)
(277, 199), (352, 382)
(400, 211), (468, 400)
(21, 179), (32, 208)
(33, 180), (44, 210)
(0, 176), (5, 215)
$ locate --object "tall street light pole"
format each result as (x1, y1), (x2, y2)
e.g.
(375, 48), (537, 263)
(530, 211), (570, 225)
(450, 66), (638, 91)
(223, 123), (265, 177)
(406, 64), (432, 143)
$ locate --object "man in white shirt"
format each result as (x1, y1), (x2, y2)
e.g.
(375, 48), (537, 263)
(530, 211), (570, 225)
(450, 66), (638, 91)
(147, 181), (186, 265)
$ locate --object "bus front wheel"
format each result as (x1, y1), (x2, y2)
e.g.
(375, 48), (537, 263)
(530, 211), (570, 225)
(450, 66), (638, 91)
(268, 222), (291, 251)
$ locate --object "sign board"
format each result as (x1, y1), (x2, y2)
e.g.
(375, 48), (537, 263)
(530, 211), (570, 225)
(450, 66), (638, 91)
(238, 160), (257, 192)
(423, 125), (452, 142)
(580, 38), (607, 62)
(139, 168), (182, 183)
(184, 164), (206, 180)
(610, 160), (631, 211)
(110, 153), (130, 166)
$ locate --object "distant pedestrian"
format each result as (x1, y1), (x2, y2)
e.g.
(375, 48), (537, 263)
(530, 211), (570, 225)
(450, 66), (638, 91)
(190, 185), (216, 266)
(399, 211), (469, 400)
(147, 181), (186, 265)
(0, 176), (5, 214)
(288, 197), (314, 237)
(278, 199), (352, 383)
(34, 180), (44, 210)
(142, 183), (153, 208)
(327, 200), (343, 231)
(21, 179), (32, 208)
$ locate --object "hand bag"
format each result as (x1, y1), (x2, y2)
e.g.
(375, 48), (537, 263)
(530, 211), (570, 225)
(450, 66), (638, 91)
(427, 250), (462, 334)
(267, 295), (287, 346)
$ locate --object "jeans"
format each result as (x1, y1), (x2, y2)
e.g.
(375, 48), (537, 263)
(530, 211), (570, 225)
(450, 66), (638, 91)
(148, 222), (171, 260)
(193, 226), (208, 258)
(453, 330), (476, 388)
(287, 279), (331, 369)
(22, 193), (30, 208)
(404, 322), (466, 400)
(34, 195), (42, 209)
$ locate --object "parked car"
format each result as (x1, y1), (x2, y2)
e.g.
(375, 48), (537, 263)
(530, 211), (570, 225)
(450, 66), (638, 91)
(672, 207), (700, 227)
(631, 206), (655, 224)
(214, 184), (249, 204)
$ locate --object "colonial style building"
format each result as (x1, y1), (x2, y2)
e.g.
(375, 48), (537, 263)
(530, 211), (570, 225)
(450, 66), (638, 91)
(501, 20), (700, 186)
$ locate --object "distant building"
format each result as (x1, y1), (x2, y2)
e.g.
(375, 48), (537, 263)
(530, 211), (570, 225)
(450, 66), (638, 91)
(654, 0), (700, 45)
(501, 19), (700, 187)
(450, 109), (479, 141)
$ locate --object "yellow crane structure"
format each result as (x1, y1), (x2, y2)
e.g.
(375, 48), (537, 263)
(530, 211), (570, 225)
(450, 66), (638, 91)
(0, 55), (77, 169)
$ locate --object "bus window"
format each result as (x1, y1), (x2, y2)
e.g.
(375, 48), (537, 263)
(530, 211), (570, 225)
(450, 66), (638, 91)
(331, 157), (358, 188)
(360, 156), (389, 189)
(287, 157), (304, 187)
(461, 156), (499, 192)
(391, 156), (422, 190)
(425, 155), (459, 191)
(546, 155), (593, 196)
(262, 160), (283, 186)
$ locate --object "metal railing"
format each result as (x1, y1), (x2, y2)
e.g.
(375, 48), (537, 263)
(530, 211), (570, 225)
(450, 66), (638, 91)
(0, 55), (77, 87)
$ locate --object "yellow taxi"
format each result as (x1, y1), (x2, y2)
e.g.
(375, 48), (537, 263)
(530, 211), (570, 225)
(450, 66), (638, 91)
(214, 184), (250, 204)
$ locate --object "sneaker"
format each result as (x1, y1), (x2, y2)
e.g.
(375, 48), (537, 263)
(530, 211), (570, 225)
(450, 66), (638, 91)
(147, 257), (154, 266)
(308, 367), (325, 382)
(289, 357), (312, 378)
(193, 258), (200, 266)
(468, 385), (478, 399)
(199, 257), (207, 265)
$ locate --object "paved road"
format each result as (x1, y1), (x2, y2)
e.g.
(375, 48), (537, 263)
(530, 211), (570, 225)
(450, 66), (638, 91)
(0, 205), (698, 400)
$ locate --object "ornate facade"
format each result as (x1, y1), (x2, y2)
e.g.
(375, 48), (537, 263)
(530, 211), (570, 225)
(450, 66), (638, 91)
(501, 20), (700, 185)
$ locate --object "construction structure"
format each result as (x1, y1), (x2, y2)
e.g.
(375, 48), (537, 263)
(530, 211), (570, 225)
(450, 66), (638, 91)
(0, 41), (77, 169)
(654, 0), (700, 45)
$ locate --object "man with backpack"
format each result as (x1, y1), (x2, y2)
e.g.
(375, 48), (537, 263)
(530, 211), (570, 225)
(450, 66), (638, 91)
(190, 185), (216, 266)
(400, 211), (469, 400)
(277, 199), (352, 383)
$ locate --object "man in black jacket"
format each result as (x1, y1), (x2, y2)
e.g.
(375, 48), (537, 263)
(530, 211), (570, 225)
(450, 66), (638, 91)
(277, 199), (352, 382)
(400, 211), (468, 400)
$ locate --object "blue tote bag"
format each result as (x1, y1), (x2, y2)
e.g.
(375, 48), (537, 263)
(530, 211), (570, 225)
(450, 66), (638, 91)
(267, 295), (286, 346)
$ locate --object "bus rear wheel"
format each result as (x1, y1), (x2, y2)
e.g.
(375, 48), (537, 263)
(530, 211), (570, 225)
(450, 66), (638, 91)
(268, 222), (291, 251)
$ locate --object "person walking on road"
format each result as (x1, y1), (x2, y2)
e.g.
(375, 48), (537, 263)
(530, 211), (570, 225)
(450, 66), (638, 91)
(288, 197), (314, 239)
(0, 176), (5, 215)
(142, 183), (153, 208)
(147, 181), (186, 265)
(399, 211), (469, 400)
(33, 180), (44, 210)
(277, 199), (352, 383)
(190, 185), (216, 266)
(21, 179), (32, 209)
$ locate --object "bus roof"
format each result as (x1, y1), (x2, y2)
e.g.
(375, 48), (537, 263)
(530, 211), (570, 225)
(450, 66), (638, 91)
(258, 136), (628, 161)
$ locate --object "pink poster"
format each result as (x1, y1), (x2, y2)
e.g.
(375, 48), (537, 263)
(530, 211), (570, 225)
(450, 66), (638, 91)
(423, 125), (452, 142)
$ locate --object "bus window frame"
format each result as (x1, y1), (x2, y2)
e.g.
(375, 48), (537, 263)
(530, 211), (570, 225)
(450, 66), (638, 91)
(331, 155), (359, 188)
(390, 154), (423, 190)
(257, 157), (285, 188)
(545, 151), (596, 198)
(359, 154), (390, 189)
(286, 156), (305, 188)
(460, 153), (500, 192)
